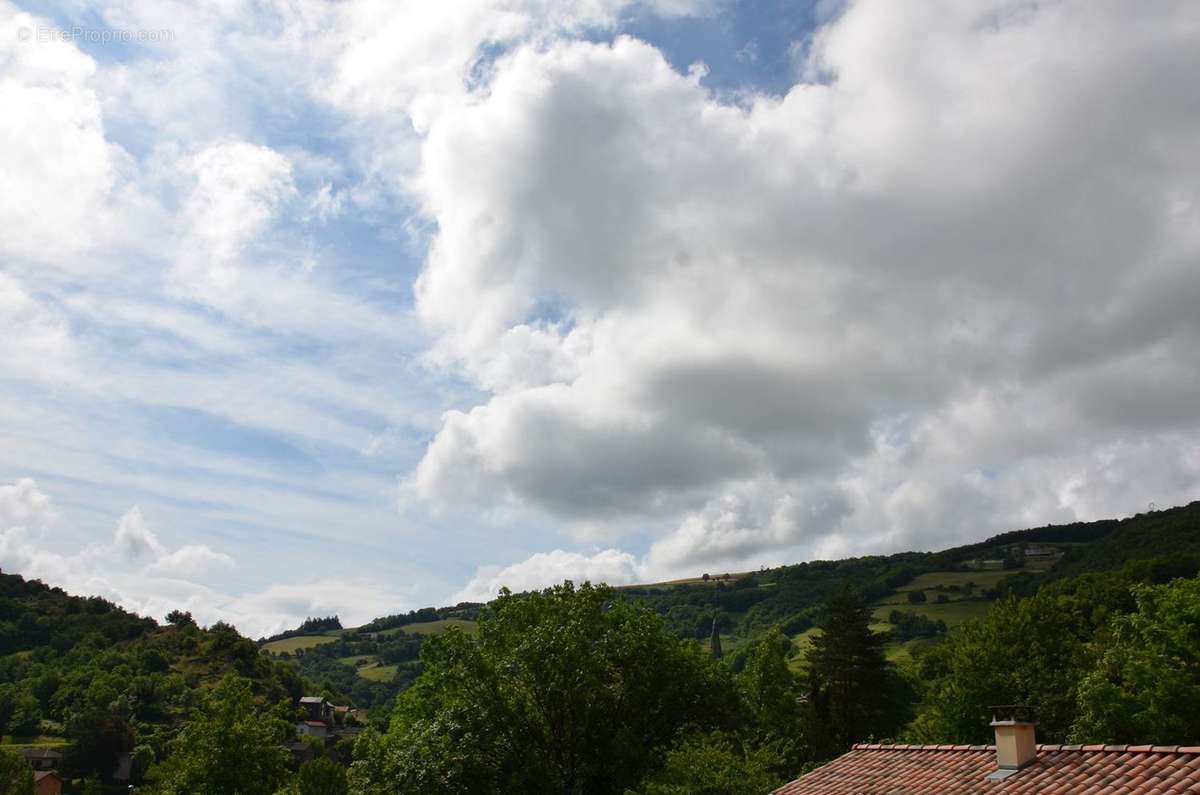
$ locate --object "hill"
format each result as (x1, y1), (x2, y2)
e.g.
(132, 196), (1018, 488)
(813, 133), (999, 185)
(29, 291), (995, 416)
(258, 502), (1200, 715)
(0, 571), (326, 788)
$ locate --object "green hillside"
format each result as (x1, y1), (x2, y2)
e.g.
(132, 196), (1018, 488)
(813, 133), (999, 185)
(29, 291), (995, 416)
(5, 501), (1200, 793)
(343, 501), (1200, 793)
(619, 502), (1200, 662)
(0, 572), (327, 790)
(258, 501), (1200, 719)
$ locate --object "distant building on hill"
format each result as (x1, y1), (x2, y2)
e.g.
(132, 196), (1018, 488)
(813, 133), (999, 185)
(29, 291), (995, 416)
(294, 695), (361, 752)
(300, 695), (333, 724)
(297, 719), (329, 740)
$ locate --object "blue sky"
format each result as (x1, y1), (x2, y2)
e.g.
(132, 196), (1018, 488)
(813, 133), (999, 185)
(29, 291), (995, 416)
(2, 0), (1198, 636)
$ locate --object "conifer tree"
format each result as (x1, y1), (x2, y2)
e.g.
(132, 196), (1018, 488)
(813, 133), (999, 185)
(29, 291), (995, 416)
(804, 588), (889, 749)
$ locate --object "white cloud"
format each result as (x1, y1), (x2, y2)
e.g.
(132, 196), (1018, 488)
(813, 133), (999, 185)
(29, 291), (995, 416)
(144, 544), (235, 576)
(0, 476), (57, 528)
(174, 140), (296, 289)
(113, 506), (166, 560)
(3, 0), (1199, 619)
(0, 3), (116, 263)
(409, 2), (1200, 579)
(454, 547), (644, 602)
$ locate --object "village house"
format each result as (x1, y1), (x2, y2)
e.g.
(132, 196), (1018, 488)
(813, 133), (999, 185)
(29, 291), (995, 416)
(773, 706), (1200, 794)
(297, 719), (329, 741)
(294, 695), (360, 750)
(299, 695), (334, 724)
(33, 771), (63, 795)
(19, 747), (63, 772)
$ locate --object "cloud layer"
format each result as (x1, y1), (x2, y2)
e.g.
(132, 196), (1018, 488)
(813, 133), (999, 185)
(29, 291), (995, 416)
(2, 0), (1199, 615)
(408, 2), (1200, 593)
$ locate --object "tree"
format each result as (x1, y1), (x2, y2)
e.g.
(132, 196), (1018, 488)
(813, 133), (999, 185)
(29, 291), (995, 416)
(8, 691), (41, 736)
(165, 610), (195, 628)
(737, 630), (808, 768)
(1072, 577), (1200, 743)
(907, 592), (1089, 743)
(634, 730), (786, 795)
(296, 757), (348, 795)
(805, 590), (890, 750)
(62, 670), (135, 780)
(0, 684), (14, 735)
(150, 676), (290, 795)
(0, 748), (33, 795)
(351, 582), (738, 794)
(906, 590), (927, 605)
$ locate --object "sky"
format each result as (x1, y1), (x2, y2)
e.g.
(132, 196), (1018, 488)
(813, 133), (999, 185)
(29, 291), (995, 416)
(1, 0), (1199, 638)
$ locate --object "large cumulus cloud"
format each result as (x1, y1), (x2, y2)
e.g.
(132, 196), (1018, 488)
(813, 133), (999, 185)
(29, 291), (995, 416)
(408, 0), (1200, 590)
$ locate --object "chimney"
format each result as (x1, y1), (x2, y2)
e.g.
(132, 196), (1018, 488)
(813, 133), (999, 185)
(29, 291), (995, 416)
(710, 616), (723, 659)
(989, 705), (1037, 777)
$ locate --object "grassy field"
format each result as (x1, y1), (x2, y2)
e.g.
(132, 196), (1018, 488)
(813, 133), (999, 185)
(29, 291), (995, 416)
(886, 568), (1020, 596)
(330, 620), (477, 681)
(261, 635), (339, 654)
(1, 735), (69, 748)
(377, 619), (477, 637)
(624, 571), (758, 590)
(779, 565), (1029, 672)
(357, 662), (399, 682)
(871, 597), (993, 628)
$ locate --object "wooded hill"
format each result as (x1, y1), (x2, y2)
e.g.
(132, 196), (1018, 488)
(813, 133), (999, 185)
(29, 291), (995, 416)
(263, 501), (1200, 710)
(0, 572), (331, 790)
(4, 500), (1197, 793)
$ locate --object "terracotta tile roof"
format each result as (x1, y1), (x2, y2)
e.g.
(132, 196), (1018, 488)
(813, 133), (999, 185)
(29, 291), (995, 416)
(773, 743), (1200, 794)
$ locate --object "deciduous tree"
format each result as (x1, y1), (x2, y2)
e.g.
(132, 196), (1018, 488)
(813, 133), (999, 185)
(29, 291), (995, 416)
(150, 676), (290, 795)
(351, 582), (737, 794)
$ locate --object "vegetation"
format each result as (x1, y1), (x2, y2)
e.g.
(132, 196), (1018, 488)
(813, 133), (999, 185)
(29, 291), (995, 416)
(4, 500), (1200, 792)
(0, 570), (322, 789)
(294, 756), (349, 795)
(351, 583), (739, 794)
(0, 748), (33, 795)
(804, 590), (896, 751)
(261, 616), (343, 645)
(149, 676), (291, 795)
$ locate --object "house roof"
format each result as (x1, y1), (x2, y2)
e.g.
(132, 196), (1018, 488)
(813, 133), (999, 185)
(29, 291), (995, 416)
(33, 771), (62, 781)
(303, 720), (328, 727)
(20, 748), (64, 760)
(299, 696), (327, 704)
(773, 743), (1200, 794)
